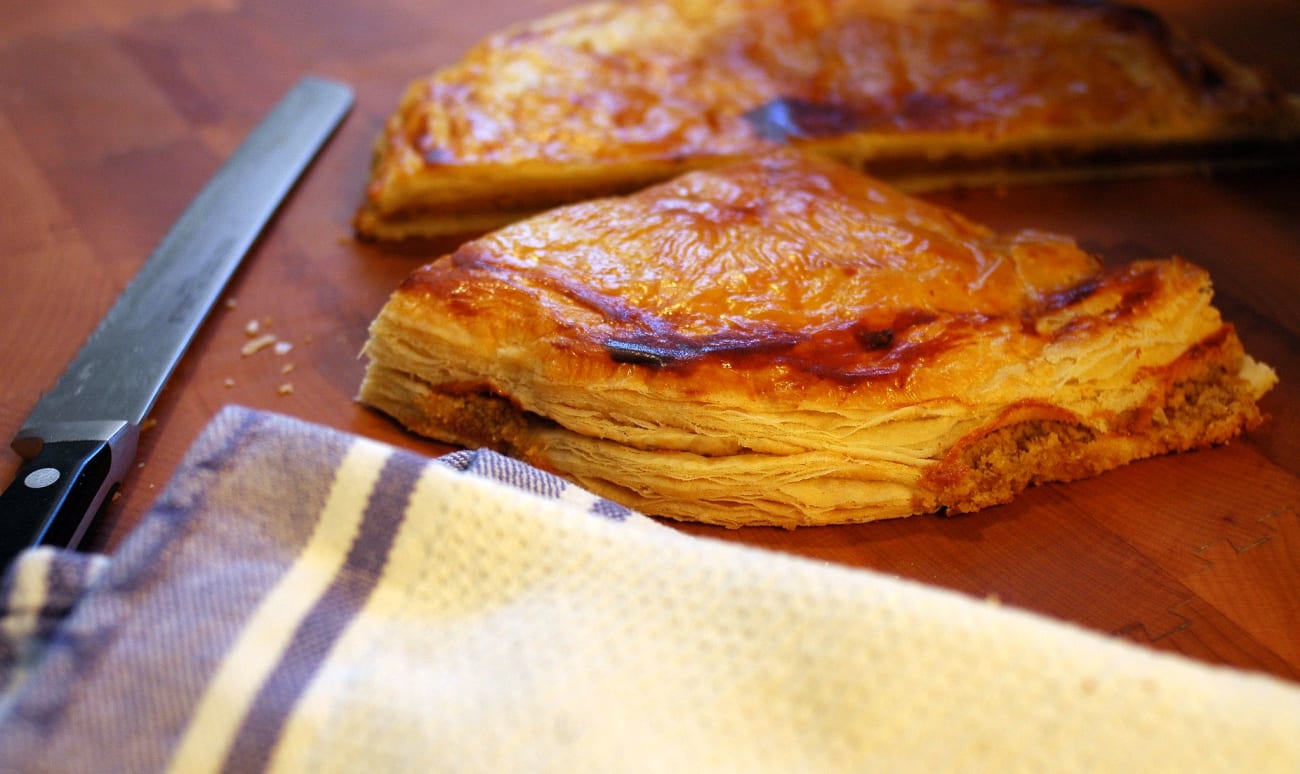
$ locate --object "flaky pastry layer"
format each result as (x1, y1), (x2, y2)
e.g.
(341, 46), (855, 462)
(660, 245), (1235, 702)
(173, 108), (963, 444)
(356, 0), (1300, 239)
(360, 153), (1277, 527)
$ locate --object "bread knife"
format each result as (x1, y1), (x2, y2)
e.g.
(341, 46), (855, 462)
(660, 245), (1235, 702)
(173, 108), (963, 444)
(0, 76), (353, 572)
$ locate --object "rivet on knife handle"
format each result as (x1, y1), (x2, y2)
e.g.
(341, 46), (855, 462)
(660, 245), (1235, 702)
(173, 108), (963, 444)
(0, 76), (354, 574)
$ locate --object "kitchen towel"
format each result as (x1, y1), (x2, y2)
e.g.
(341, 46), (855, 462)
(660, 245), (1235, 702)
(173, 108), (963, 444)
(1, 405), (1297, 771)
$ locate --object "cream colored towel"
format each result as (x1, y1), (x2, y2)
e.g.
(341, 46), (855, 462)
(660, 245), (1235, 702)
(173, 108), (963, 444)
(1, 406), (1296, 771)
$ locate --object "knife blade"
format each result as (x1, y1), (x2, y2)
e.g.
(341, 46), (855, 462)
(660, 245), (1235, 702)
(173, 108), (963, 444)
(0, 76), (353, 571)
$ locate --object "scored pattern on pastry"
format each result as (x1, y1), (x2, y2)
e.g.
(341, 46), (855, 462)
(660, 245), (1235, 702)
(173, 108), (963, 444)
(360, 152), (1277, 527)
(356, 0), (1300, 240)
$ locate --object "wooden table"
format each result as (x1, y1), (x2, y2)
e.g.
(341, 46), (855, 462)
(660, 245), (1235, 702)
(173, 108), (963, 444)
(2, 0), (1297, 682)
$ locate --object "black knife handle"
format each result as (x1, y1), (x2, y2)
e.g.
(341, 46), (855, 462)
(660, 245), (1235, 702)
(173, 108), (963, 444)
(0, 439), (117, 569)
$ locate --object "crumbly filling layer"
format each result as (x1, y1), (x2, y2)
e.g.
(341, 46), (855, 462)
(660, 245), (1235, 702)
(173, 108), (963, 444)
(929, 364), (1264, 514)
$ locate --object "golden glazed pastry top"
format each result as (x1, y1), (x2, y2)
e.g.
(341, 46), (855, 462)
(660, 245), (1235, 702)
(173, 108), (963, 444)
(398, 152), (1220, 407)
(358, 0), (1300, 239)
(373, 0), (1287, 180)
(367, 151), (1276, 524)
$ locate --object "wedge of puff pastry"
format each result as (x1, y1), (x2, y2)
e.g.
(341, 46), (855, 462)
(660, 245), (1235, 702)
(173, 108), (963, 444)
(359, 152), (1277, 527)
(356, 0), (1300, 240)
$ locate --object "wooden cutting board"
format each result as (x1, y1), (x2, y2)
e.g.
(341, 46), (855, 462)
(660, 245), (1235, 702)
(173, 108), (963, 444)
(1, 0), (1296, 682)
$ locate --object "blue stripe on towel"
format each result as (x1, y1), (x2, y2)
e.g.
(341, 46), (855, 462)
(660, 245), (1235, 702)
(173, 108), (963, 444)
(221, 446), (426, 771)
(0, 409), (639, 770)
(438, 448), (629, 520)
(438, 448), (566, 499)
(0, 407), (355, 769)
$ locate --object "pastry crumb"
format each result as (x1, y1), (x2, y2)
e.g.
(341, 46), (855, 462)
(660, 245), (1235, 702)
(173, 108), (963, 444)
(280, 363), (296, 375)
(244, 319), (261, 336)
(273, 340), (294, 356)
(242, 333), (278, 356)
(224, 377), (236, 388)
(277, 383), (295, 396)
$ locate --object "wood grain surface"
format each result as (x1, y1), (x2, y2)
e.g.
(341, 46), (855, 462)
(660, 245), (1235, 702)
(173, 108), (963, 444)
(1, 0), (1297, 682)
